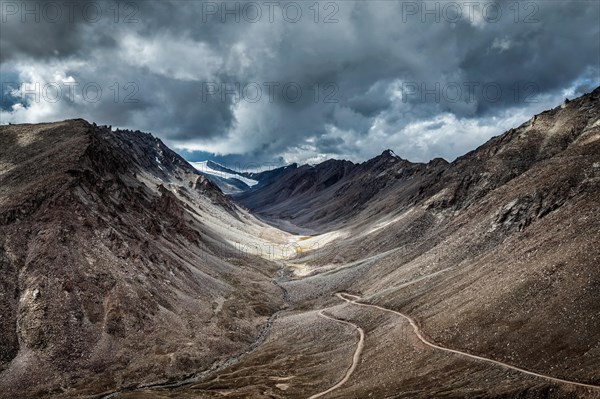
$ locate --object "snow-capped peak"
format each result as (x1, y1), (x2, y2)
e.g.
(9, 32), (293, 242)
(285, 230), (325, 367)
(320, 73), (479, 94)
(382, 149), (400, 159)
(190, 161), (259, 187)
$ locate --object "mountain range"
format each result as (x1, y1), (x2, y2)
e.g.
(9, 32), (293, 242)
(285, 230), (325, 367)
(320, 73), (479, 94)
(191, 160), (296, 195)
(0, 87), (599, 398)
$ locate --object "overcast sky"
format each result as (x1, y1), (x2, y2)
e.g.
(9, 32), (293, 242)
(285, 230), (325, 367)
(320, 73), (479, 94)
(1, 0), (599, 167)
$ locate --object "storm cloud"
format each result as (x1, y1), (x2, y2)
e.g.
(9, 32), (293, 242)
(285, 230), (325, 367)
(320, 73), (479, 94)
(1, 0), (598, 165)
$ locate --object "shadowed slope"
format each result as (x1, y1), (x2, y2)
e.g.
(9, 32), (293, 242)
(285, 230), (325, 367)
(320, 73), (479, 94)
(0, 120), (288, 398)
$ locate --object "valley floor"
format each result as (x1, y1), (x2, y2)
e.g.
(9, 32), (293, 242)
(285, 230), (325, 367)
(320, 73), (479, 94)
(97, 228), (600, 399)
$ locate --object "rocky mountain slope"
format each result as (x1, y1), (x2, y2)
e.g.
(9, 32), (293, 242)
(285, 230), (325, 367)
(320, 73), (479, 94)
(159, 87), (599, 399)
(237, 91), (600, 238)
(234, 149), (449, 233)
(1, 87), (599, 399)
(263, 88), (600, 397)
(0, 120), (291, 398)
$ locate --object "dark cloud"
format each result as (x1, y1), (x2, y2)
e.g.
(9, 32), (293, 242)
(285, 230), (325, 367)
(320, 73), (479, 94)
(0, 0), (124, 63)
(1, 0), (599, 163)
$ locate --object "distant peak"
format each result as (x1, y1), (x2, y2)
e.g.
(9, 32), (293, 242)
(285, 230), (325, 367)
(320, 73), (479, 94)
(381, 149), (401, 160)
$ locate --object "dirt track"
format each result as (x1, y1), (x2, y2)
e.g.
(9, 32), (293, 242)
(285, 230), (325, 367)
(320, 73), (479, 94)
(308, 310), (365, 399)
(336, 292), (600, 392)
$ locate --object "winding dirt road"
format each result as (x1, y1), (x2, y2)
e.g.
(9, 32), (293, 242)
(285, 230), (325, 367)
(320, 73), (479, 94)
(336, 292), (600, 392)
(308, 310), (365, 399)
